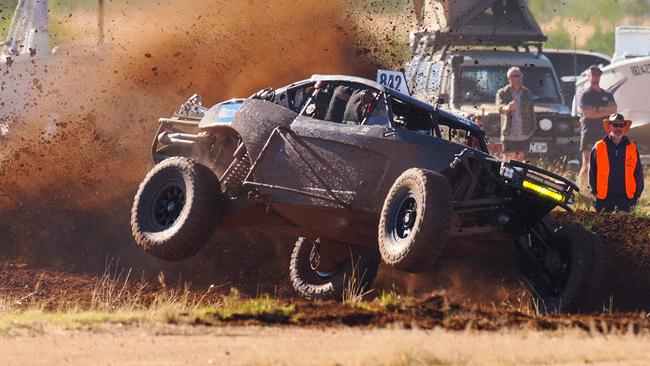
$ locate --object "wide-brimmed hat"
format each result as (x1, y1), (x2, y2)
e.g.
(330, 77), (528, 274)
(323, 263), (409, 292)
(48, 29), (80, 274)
(602, 113), (632, 133)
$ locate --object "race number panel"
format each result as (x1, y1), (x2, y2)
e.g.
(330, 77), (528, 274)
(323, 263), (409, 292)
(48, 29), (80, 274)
(377, 70), (411, 95)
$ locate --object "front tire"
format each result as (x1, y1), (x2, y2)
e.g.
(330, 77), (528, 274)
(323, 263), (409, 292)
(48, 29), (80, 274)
(131, 157), (223, 261)
(522, 224), (604, 313)
(289, 238), (380, 301)
(378, 168), (452, 273)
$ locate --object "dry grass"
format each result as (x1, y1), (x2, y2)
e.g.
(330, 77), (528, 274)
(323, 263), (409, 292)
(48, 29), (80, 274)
(0, 260), (292, 335)
(342, 254), (376, 305)
(89, 259), (147, 311)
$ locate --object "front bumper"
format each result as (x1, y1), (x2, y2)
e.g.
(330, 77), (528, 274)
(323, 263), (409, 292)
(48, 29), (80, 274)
(499, 160), (578, 211)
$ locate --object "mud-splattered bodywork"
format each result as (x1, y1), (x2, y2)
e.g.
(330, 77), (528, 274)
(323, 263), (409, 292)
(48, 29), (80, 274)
(150, 75), (577, 247)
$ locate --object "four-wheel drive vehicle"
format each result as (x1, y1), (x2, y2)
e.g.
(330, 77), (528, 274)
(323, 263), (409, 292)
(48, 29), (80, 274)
(543, 49), (611, 109)
(405, 0), (580, 158)
(405, 50), (581, 158)
(131, 74), (603, 312)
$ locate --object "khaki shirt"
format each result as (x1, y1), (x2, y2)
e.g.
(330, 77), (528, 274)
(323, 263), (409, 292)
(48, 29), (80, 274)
(496, 85), (536, 141)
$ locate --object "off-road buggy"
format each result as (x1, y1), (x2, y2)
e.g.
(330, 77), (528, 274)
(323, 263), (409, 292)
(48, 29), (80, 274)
(131, 74), (603, 312)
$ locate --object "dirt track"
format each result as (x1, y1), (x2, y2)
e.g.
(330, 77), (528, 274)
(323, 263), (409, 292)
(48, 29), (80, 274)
(3, 326), (650, 366)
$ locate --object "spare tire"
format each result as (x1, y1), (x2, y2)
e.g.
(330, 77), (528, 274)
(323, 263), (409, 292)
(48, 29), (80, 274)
(289, 238), (380, 301)
(131, 157), (222, 261)
(523, 224), (605, 313)
(378, 168), (452, 273)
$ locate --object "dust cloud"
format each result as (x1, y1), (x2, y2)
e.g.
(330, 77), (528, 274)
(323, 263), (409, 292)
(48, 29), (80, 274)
(0, 0), (376, 293)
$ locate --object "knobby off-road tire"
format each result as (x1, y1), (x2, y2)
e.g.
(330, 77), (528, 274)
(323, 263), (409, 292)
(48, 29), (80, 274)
(530, 224), (605, 313)
(131, 157), (222, 261)
(378, 168), (452, 273)
(289, 238), (380, 301)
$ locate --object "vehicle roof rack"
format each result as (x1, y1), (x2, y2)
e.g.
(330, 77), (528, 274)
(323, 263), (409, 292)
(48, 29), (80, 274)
(413, 0), (547, 53)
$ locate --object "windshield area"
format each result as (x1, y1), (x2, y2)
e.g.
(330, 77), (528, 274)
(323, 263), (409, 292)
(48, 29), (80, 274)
(390, 97), (436, 135)
(459, 66), (562, 104)
(390, 96), (486, 151)
(545, 53), (610, 78)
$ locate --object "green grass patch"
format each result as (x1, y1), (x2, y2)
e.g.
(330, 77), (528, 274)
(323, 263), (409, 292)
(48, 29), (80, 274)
(528, 0), (650, 23)
(585, 25), (616, 55)
(545, 27), (573, 50)
(0, 310), (150, 335)
(204, 292), (296, 322)
(0, 288), (297, 335)
(376, 290), (402, 311)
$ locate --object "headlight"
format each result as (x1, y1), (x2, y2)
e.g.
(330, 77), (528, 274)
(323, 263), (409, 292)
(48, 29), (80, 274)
(500, 163), (524, 180)
(522, 179), (565, 202)
(539, 118), (553, 131)
(500, 165), (515, 179)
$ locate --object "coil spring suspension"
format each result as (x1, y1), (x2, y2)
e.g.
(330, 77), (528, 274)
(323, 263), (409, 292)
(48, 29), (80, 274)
(221, 142), (251, 197)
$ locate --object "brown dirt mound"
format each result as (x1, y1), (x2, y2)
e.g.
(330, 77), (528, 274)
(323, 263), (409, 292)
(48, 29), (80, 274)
(287, 294), (650, 333)
(554, 212), (650, 311)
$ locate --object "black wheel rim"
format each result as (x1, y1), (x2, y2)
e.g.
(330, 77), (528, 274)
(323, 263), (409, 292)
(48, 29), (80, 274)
(391, 193), (417, 242)
(523, 226), (572, 297)
(308, 242), (344, 279)
(545, 239), (571, 295)
(150, 180), (186, 230)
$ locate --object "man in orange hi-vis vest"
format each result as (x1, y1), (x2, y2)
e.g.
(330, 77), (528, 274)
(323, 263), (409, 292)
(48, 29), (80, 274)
(589, 113), (644, 212)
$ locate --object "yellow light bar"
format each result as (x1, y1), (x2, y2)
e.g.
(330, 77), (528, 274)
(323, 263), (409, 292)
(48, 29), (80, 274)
(522, 179), (565, 202)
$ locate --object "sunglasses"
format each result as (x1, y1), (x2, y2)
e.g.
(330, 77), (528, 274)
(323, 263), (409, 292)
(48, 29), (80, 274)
(610, 123), (626, 128)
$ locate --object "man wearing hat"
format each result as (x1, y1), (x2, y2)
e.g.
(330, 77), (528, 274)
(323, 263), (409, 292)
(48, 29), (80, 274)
(578, 65), (617, 187)
(588, 113), (644, 212)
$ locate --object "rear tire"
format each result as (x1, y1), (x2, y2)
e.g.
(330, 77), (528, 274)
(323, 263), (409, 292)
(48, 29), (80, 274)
(289, 238), (380, 301)
(131, 157), (223, 261)
(378, 168), (452, 273)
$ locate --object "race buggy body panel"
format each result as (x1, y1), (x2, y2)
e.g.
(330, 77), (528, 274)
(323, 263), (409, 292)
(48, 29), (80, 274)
(231, 99), (468, 245)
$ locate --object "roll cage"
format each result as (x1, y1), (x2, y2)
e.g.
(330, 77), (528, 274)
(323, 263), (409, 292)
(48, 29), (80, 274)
(275, 77), (488, 153)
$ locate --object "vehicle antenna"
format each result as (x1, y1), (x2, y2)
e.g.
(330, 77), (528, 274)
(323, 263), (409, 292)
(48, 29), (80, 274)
(573, 35), (578, 77)
(98, 0), (105, 46)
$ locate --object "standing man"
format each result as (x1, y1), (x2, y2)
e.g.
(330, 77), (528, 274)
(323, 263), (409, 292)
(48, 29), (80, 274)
(578, 66), (617, 187)
(496, 67), (536, 160)
(589, 113), (644, 212)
